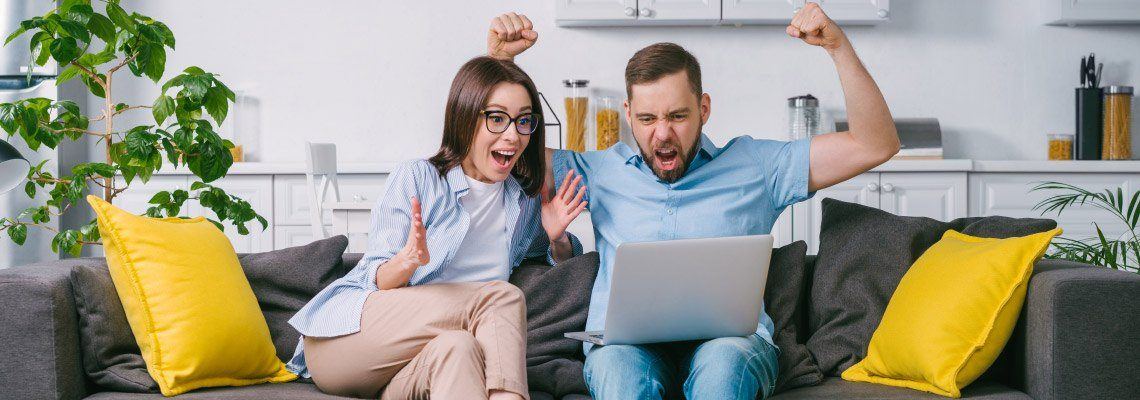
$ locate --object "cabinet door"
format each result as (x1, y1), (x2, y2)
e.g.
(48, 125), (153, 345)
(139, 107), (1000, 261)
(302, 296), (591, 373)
(970, 173), (1138, 241)
(640, 0), (721, 23)
(805, 173), (880, 253)
(723, 0), (889, 24)
(722, 0), (797, 24)
(187, 176), (275, 253)
(556, 0), (639, 26)
(274, 225), (325, 250)
(1059, 0), (1140, 23)
(879, 172), (967, 221)
(274, 174), (388, 226)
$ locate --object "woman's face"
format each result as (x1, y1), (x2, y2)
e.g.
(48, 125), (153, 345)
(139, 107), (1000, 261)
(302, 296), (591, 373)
(461, 82), (534, 183)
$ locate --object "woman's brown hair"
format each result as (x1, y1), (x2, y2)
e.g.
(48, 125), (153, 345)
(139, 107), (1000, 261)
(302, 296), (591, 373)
(428, 56), (545, 197)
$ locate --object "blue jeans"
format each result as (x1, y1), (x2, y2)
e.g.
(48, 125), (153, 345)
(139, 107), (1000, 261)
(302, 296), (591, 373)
(583, 333), (779, 400)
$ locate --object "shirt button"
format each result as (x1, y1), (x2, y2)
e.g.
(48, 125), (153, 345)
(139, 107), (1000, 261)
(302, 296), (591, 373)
(667, 209), (674, 215)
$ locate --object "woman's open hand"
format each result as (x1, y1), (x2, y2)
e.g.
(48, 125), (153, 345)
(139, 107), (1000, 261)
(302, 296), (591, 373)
(487, 12), (537, 61)
(396, 196), (429, 268)
(541, 170), (588, 244)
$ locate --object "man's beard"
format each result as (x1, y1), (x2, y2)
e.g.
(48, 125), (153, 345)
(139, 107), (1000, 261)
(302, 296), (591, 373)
(640, 133), (702, 183)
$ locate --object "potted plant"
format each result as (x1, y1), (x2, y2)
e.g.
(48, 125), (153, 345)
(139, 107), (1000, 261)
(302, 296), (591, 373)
(1032, 181), (1139, 274)
(0, 0), (264, 256)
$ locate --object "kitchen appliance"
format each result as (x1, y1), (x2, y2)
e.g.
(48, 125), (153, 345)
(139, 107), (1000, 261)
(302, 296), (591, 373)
(1, 0), (59, 268)
(836, 118), (944, 159)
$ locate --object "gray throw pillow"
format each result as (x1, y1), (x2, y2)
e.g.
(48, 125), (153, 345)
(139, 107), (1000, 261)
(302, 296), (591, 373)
(238, 235), (349, 362)
(509, 252), (600, 397)
(70, 264), (159, 393)
(806, 198), (1057, 377)
(69, 236), (349, 393)
(764, 240), (824, 393)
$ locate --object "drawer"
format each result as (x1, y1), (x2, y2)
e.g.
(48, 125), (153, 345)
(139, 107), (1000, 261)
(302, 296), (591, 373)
(274, 174), (388, 225)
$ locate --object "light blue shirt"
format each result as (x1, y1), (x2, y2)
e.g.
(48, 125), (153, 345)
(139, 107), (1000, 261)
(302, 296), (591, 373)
(552, 134), (812, 354)
(286, 159), (581, 377)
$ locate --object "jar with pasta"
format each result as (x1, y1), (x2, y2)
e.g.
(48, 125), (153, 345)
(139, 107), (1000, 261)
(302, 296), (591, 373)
(563, 79), (590, 152)
(1047, 133), (1073, 160)
(1102, 86), (1133, 160)
(595, 96), (621, 151)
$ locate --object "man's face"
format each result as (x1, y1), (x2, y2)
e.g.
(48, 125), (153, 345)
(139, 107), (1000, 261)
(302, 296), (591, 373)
(625, 70), (710, 183)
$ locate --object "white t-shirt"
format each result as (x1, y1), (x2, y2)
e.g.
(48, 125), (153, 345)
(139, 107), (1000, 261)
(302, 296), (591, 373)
(434, 175), (511, 283)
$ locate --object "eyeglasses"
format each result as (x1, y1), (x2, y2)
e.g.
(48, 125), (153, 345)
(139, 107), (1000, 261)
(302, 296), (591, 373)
(481, 110), (541, 136)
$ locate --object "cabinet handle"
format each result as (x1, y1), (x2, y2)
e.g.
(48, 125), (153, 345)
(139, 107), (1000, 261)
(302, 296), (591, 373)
(866, 182), (879, 192)
(881, 183), (895, 192)
(877, 9), (889, 18)
(624, 7), (636, 17)
(639, 8), (651, 17)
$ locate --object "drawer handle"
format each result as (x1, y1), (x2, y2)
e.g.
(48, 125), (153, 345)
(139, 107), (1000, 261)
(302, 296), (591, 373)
(625, 7), (636, 17)
(881, 183), (895, 193)
(866, 182), (879, 192)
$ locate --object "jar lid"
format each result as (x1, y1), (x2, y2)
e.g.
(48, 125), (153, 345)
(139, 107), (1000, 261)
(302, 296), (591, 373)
(1106, 86), (1134, 95)
(788, 94), (818, 107)
(563, 79), (590, 88)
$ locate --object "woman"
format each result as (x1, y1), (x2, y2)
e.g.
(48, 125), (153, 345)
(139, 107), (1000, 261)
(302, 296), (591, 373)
(286, 17), (585, 400)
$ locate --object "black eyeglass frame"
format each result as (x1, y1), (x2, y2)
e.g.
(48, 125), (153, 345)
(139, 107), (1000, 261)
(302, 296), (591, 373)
(480, 110), (542, 136)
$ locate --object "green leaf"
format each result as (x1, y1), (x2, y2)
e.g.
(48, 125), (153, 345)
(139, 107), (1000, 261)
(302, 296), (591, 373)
(148, 191), (171, 205)
(57, 65), (81, 84)
(64, 4), (94, 24)
(24, 182), (35, 198)
(153, 95), (175, 124)
(86, 13), (116, 44)
(182, 75), (209, 101)
(143, 44), (165, 82)
(57, 20), (91, 43)
(183, 66), (205, 75)
(204, 86), (229, 125)
(82, 73), (105, 98)
(4, 25), (27, 45)
(152, 21), (175, 49)
(106, 2), (136, 34)
(49, 37), (80, 63)
(8, 224), (27, 245)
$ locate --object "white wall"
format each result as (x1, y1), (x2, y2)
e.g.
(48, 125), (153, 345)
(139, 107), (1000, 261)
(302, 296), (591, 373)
(105, 0), (1140, 163)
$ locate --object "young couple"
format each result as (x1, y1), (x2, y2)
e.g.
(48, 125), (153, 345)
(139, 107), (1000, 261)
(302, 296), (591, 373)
(288, 3), (899, 400)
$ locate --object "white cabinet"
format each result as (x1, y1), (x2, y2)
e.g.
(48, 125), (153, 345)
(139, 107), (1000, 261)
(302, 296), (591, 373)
(560, 0), (889, 26)
(274, 225), (326, 250)
(1045, 0), (1140, 25)
(969, 173), (1139, 241)
(723, 0), (888, 25)
(273, 174), (387, 226)
(797, 172), (966, 253)
(186, 176), (275, 254)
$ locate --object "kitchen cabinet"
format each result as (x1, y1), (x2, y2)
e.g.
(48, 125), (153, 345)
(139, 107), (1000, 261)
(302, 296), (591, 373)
(186, 176), (275, 254)
(1045, 0), (1140, 26)
(556, 0), (719, 26)
(969, 172), (1139, 240)
(797, 172), (966, 253)
(557, 0), (890, 26)
(723, 0), (889, 25)
(273, 174), (386, 226)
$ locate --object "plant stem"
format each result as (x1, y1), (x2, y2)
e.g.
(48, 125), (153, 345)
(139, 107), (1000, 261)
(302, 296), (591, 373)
(103, 70), (113, 203)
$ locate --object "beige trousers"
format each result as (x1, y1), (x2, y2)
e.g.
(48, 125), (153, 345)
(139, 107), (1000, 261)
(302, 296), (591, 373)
(304, 281), (529, 400)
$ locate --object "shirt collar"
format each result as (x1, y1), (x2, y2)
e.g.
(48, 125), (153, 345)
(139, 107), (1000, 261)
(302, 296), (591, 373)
(445, 164), (522, 200)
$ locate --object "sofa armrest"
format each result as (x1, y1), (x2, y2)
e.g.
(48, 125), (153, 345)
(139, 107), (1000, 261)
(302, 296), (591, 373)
(1008, 259), (1140, 400)
(0, 260), (91, 400)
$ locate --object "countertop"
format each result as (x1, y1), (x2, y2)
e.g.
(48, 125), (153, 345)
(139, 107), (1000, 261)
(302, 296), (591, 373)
(148, 159), (1140, 175)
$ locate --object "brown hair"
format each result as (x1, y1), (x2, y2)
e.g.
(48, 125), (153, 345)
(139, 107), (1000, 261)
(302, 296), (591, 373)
(625, 42), (702, 100)
(428, 56), (545, 197)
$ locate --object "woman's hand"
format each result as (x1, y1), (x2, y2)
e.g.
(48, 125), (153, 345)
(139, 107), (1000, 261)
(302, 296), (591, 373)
(487, 12), (537, 61)
(377, 196), (429, 289)
(541, 170), (587, 246)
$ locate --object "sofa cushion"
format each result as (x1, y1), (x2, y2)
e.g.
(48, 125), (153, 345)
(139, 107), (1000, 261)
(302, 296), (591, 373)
(509, 252), (600, 398)
(70, 264), (158, 393)
(237, 235), (349, 362)
(768, 377), (1030, 400)
(85, 383), (586, 400)
(807, 198), (1057, 376)
(763, 241), (823, 393)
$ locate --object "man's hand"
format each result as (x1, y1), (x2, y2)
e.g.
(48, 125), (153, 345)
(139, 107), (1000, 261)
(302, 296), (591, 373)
(786, 2), (848, 51)
(488, 12), (537, 61)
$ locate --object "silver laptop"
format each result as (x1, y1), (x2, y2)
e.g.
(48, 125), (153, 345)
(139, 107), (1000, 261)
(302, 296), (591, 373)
(565, 235), (774, 346)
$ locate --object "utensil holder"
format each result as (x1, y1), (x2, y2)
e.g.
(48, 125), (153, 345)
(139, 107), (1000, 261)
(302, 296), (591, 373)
(1075, 87), (1103, 160)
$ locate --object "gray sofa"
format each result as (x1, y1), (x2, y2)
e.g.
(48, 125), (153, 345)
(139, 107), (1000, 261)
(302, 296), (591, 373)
(1, 255), (1138, 400)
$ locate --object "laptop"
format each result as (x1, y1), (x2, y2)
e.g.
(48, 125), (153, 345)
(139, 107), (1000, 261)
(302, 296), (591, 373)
(565, 235), (774, 346)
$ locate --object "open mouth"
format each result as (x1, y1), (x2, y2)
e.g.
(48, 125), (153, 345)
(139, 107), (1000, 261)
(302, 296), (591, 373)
(491, 149), (516, 170)
(654, 148), (679, 171)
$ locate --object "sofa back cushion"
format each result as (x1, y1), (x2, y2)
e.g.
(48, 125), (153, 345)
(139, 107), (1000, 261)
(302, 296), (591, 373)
(806, 198), (1057, 377)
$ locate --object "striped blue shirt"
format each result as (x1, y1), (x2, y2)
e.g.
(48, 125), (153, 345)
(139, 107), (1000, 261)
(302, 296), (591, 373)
(286, 159), (582, 377)
(552, 134), (813, 354)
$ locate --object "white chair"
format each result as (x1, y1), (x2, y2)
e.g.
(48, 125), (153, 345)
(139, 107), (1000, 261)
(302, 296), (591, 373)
(305, 142), (342, 240)
(305, 142), (373, 252)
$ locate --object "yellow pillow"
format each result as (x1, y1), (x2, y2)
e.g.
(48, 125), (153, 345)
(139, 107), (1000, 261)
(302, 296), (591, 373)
(841, 228), (1061, 398)
(88, 195), (295, 396)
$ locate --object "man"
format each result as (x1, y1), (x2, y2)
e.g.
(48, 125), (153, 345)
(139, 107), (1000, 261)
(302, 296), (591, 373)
(488, 4), (898, 399)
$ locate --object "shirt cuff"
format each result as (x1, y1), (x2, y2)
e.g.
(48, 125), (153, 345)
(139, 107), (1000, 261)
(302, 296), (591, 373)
(546, 232), (583, 266)
(362, 257), (389, 291)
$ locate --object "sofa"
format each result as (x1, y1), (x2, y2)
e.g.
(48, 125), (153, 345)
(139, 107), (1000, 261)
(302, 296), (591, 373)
(2, 248), (1138, 400)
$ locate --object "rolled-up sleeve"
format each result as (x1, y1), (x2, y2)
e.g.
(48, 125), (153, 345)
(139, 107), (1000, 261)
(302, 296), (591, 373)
(358, 161), (421, 289)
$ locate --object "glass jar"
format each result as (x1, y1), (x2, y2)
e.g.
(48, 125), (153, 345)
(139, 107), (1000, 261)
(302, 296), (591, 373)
(1102, 86), (1133, 160)
(788, 94), (820, 140)
(594, 95), (621, 150)
(563, 79), (590, 152)
(1047, 133), (1074, 160)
